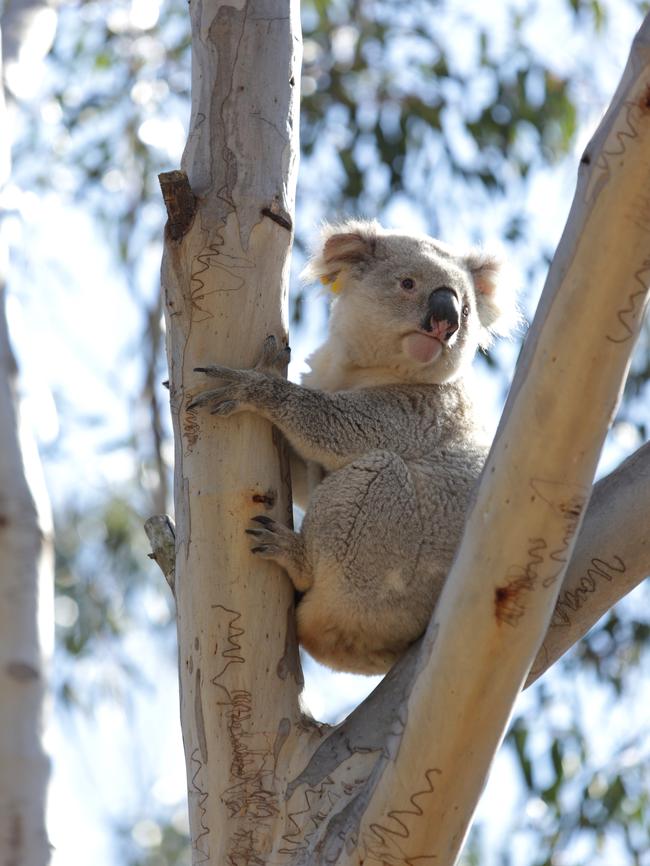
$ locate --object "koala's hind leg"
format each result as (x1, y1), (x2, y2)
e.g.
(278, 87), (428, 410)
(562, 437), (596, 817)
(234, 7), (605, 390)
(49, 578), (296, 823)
(295, 450), (431, 674)
(246, 516), (313, 592)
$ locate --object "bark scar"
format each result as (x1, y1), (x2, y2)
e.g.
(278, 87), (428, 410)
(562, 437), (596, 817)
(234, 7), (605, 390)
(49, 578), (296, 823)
(159, 170), (197, 241)
(195, 667), (208, 764)
(252, 489), (276, 508)
(261, 206), (293, 231)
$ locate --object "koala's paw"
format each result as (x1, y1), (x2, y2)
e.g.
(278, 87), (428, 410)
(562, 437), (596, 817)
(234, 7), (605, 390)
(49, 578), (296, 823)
(255, 335), (290, 377)
(188, 336), (289, 414)
(246, 515), (312, 591)
(245, 514), (294, 557)
(186, 366), (257, 415)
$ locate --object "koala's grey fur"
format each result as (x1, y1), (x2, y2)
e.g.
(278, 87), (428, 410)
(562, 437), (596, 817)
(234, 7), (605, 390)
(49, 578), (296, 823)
(190, 220), (516, 675)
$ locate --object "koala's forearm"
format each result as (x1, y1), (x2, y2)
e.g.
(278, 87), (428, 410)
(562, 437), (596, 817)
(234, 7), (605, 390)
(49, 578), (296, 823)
(247, 379), (405, 469)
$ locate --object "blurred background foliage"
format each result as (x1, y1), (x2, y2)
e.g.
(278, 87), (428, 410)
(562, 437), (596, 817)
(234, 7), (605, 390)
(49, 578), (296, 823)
(2, 0), (650, 864)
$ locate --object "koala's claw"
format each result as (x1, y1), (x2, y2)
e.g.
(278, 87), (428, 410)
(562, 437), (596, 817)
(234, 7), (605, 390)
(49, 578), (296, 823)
(186, 387), (219, 411)
(246, 515), (291, 557)
(251, 514), (275, 526)
(246, 515), (311, 591)
(187, 385), (241, 413)
(193, 365), (247, 381)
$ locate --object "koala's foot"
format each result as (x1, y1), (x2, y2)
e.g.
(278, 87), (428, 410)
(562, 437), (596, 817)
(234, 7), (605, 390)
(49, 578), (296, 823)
(246, 515), (312, 592)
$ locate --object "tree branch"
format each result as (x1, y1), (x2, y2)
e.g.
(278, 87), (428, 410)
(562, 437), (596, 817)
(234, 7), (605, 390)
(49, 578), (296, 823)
(528, 440), (650, 684)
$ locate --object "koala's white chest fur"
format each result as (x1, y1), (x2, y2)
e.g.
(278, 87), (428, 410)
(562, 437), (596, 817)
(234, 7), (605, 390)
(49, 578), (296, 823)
(303, 341), (410, 393)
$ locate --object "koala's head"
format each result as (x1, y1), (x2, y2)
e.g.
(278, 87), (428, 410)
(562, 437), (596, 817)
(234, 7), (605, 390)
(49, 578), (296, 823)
(304, 219), (516, 385)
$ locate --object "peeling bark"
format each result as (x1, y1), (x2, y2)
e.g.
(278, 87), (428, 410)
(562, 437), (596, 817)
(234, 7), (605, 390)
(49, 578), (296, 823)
(160, 170), (197, 242)
(145, 514), (176, 593)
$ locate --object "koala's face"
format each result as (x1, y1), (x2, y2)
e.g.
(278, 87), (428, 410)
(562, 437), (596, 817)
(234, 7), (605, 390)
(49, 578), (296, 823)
(306, 221), (513, 385)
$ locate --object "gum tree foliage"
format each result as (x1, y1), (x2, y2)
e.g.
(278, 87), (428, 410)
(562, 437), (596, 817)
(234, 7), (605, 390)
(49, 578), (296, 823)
(6, 0), (650, 863)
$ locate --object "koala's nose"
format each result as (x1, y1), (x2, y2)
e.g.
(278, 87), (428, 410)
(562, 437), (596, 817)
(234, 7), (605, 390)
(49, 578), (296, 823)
(423, 287), (460, 342)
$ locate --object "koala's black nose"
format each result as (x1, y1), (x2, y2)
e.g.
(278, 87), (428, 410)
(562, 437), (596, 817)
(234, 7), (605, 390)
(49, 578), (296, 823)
(423, 287), (460, 342)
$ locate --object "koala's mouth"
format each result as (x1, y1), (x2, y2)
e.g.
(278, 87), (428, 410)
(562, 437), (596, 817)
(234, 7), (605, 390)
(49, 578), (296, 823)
(402, 331), (444, 364)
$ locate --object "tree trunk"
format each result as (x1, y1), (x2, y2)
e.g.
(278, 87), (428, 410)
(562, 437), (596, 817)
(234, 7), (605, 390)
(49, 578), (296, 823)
(0, 10), (54, 863)
(0, 288), (53, 866)
(159, 3), (306, 863)
(157, 5), (650, 865)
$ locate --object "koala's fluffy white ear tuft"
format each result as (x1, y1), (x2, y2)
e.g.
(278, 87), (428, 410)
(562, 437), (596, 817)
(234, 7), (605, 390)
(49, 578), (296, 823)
(302, 219), (382, 285)
(465, 249), (521, 346)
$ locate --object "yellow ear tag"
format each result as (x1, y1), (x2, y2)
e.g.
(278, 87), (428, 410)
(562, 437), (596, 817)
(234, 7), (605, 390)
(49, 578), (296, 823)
(319, 273), (343, 293)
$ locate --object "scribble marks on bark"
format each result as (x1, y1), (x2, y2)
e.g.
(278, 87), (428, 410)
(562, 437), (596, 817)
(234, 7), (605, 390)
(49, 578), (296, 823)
(551, 554), (626, 626)
(208, 605), (280, 862)
(363, 768), (442, 866)
(190, 748), (211, 864)
(605, 257), (650, 344)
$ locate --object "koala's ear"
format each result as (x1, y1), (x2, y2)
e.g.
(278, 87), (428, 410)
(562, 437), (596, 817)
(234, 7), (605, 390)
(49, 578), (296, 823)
(302, 219), (381, 286)
(465, 249), (520, 344)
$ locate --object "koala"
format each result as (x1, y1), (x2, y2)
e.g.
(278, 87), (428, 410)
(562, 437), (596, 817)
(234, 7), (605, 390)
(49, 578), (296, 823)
(189, 220), (515, 675)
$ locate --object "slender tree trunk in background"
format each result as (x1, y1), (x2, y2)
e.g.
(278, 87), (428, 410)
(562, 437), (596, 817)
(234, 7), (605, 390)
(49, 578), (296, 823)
(0, 106), (51, 866)
(156, 5), (650, 865)
(0, 287), (53, 866)
(0, 12), (54, 865)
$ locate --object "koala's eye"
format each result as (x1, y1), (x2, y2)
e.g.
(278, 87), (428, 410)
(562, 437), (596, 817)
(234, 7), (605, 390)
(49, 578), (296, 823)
(462, 303), (470, 319)
(400, 278), (416, 291)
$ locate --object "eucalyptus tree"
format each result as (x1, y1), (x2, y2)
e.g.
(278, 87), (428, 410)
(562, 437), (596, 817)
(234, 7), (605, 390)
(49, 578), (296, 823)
(150, 3), (650, 864)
